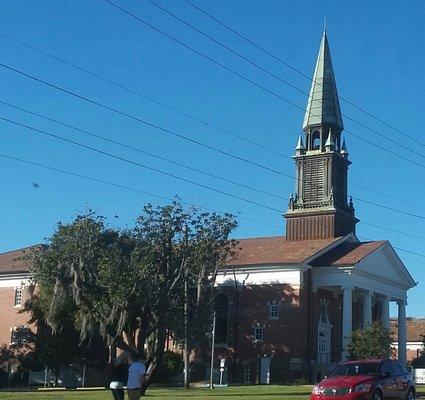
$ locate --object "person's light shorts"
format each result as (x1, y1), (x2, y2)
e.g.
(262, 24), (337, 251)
(109, 381), (124, 389)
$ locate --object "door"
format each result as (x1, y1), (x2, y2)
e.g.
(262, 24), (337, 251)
(260, 357), (271, 384)
(318, 331), (330, 364)
(391, 361), (408, 399)
(379, 360), (397, 400)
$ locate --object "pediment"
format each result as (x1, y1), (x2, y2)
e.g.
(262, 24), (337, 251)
(355, 243), (415, 288)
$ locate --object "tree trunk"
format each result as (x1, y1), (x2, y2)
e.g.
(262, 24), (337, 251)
(140, 323), (167, 395)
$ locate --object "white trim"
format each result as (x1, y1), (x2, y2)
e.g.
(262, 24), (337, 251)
(0, 275), (31, 288)
(382, 243), (416, 287)
(216, 268), (302, 286)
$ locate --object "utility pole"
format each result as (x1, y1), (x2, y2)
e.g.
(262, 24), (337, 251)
(209, 310), (216, 389)
(183, 271), (189, 389)
(183, 224), (190, 389)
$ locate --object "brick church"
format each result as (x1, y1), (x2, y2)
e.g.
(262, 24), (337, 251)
(212, 31), (416, 383)
(0, 32), (417, 385)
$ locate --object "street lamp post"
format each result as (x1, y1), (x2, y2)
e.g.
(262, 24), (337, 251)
(209, 311), (216, 389)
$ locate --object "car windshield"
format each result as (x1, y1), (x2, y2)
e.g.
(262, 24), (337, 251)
(330, 362), (379, 376)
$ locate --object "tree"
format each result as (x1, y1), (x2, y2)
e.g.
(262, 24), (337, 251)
(348, 322), (392, 360)
(30, 202), (237, 393)
(22, 288), (86, 382)
(411, 334), (425, 368)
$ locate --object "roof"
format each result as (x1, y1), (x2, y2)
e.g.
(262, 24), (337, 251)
(0, 245), (40, 275)
(312, 241), (386, 266)
(302, 31), (344, 131)
(391, 318), (425, 342)
(228, 236), (341, 266)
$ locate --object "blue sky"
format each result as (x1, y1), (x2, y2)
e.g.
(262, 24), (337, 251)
(0, 0), (424, 317)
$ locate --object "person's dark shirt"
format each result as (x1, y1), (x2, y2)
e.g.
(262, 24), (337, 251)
(110, 363), (128, 383)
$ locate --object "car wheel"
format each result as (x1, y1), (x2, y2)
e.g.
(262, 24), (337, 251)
(372, 390), (383, 400)
(406, 388), (415, 400)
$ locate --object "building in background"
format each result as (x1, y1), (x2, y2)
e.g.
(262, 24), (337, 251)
(0, 246), (36, 350)
(391, 318), (425, 361)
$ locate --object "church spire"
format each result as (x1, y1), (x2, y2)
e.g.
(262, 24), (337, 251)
(284, 32), (358, 241)
(302, 31), (343, 132)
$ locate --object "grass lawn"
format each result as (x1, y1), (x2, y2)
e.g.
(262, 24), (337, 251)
(0, 385), (312, 400)
(0, 385), (423, 400)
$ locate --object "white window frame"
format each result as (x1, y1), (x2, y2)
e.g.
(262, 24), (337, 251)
(268, 303), (279, 319)
(254, 326), (264, 342)
(10, 327), (18, 345)
(14, 286), (23, 307)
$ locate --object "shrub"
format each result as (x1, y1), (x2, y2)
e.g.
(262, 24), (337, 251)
(152, 351), (183, 383)
(349, 322), (391, 360)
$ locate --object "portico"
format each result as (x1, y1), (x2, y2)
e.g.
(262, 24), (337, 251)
(312, 238), (416, 364)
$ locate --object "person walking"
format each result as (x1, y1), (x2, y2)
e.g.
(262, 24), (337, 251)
(109, 353), (128, 400)
(127, 352), (146, 400)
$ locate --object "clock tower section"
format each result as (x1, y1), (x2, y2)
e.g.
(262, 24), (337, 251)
(285, 31), (358, 241)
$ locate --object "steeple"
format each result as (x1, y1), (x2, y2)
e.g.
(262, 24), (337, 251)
(295, 134), (305, 155)
(284, 32), (358, 241)
(302, 30), (343, 132)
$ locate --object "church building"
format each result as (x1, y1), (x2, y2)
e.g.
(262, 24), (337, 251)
(0, 32), (417, 386)
(212, 31), (416, 383)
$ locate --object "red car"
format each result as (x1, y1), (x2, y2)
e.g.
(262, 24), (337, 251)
(311, 359), (415, 400)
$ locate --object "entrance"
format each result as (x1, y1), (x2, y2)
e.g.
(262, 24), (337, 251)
(260, 356), (271, 384)
(317, 320), (332, 365)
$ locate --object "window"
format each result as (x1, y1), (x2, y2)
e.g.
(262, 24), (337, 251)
(10, 326), (33, 346)
(330, 362), (379, 377)
(379, 360), (393, 377)
(253, 326), (263, 341)
(243, 365), (251, 384)
(268, 303), (279, 319)
(312, 130), (321, 150)
(14, 287), (23, 307)
(391, 361), (405, 376)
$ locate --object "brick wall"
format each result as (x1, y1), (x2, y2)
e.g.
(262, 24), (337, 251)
(0, 285), (34, 347)
(211, 274), (345, 383)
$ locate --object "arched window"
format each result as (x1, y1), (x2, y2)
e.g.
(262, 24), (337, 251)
(312, 130), (321, 150)
(214, 293), (228, 343)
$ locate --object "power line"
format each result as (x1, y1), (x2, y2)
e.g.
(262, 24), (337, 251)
(142, 0), (425, 161)
(1, 99), (423, 252)
(1, 34), (422, 211)
(0, 101), (286, 201)
(0, 15), (422, 262)
(2, 56), (425, 219)
(0, 153), (281, 231)
(0, 116), (283, 213)
(357, 235), (425, 260)
(99, 0), (425, 172)
(1, 93), (424, 221)
(354, 197), (425, 221)
(0, 63), (295, 179)
(1, 151), (424, 260)
(2, 61), (425, 216)
(0, 31), (285, 159)
(3, 110), (425, 235)
(183, 0), (425, 151)
(344, 129), (425, 170)
(349, 181), (425, 212)
(360, 222), (425, 241)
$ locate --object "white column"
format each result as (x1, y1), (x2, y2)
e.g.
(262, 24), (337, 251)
(397, 300), (407, 365)
(380, 296), (390, 330)
(342, 286), (353, 360)
(362, 290), (373, 328)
